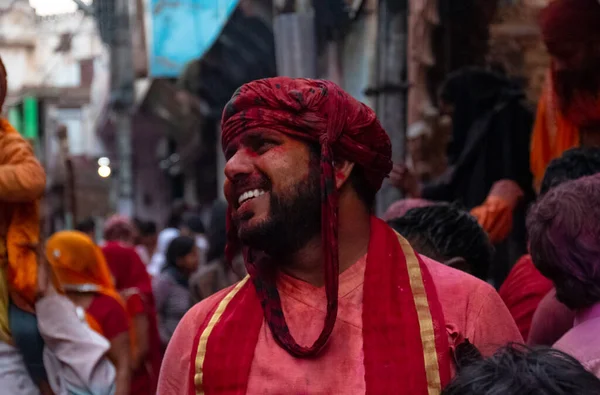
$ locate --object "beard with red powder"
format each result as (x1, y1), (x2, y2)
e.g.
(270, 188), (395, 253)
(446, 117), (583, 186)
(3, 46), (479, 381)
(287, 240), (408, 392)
(232, 148), (322, 259)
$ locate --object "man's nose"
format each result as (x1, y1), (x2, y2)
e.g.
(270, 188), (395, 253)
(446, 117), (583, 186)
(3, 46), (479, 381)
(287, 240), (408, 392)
(224, 149), (254, 181)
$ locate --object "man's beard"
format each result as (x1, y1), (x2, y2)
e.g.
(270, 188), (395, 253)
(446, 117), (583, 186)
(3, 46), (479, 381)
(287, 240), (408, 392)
(237, 169), (322, 259)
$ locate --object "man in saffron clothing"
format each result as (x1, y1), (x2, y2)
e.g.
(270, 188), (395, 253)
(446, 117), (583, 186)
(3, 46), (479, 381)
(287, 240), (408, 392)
(157, 78), (521, 395)
(530, 0), (600, 190)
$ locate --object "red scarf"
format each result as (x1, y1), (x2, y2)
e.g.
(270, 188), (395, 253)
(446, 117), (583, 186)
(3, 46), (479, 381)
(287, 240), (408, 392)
(189, 217), (452, 394)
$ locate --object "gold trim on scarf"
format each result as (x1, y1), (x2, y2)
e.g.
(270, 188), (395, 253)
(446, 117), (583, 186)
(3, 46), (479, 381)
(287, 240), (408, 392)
(194, 275), (250, 395)
(396, 232), (443, 395)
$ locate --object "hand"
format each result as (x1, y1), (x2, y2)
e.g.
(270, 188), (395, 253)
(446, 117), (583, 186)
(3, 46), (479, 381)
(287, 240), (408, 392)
(20, 242), (57, 299)
(389, 164), (422, 197)
(470, 197), (514, 243)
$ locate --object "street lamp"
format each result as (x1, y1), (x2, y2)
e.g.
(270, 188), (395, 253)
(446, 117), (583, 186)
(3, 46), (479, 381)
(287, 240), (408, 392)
(98, 165), (111, 178)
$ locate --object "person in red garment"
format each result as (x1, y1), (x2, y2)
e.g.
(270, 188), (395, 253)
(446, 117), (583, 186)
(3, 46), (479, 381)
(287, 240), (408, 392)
(102, 217), (162, 394)
(500, 147), (600, 341)
(530, 0), (600, 190)
(157, 78), (521, 395)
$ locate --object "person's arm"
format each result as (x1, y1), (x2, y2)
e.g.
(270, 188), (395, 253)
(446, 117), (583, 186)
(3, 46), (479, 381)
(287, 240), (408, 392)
(106, 332), (131, 395)
(125, 292), (150, 371)
(36, 294), (116, 395)
(0, 129), (45, 202)
(131, 314), (149, 370)
(466, 281), (523, 357)
(153, 275), (173, 348)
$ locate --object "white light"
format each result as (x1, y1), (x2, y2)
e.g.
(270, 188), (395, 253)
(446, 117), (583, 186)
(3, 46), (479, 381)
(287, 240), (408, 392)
(98, 157), (111, 167)
(98, 165), (111, 178)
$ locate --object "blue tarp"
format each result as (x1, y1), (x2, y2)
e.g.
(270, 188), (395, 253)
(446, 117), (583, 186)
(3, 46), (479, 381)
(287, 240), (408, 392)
(146, 0), (240, 77)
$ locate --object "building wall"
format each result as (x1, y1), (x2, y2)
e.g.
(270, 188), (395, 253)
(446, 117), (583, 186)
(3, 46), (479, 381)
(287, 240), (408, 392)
(1, 4), (107, 157)
(34, 12), (103, 88)
(489, 0), (551, 103)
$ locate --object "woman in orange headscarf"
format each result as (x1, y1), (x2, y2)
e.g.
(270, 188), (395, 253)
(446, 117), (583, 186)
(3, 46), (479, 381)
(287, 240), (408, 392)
(46, 231), (132, 395)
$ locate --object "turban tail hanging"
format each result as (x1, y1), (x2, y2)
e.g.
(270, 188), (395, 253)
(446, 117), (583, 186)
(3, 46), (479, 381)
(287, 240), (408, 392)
(221, 78), (392, 357)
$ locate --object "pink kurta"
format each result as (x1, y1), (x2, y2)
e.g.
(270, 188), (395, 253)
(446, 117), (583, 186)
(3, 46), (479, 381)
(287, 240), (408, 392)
(158, 255), (521, 394)
(554, 303), (600, 377)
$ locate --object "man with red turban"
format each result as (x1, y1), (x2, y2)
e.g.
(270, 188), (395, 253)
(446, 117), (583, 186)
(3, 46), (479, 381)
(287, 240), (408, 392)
(157, 78), (521, 394)
(530, 0), (600, 190)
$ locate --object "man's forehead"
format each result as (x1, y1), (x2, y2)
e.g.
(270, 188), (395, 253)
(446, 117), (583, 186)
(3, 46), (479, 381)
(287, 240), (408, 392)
(224, 128), (305, 149)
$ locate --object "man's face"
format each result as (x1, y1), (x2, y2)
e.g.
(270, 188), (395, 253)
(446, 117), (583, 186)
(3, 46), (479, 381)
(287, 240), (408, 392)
(223, 129), (321, 256)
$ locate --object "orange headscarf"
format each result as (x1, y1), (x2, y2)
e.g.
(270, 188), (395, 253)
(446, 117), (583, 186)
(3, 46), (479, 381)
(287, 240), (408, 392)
(45, 231), (135, 343)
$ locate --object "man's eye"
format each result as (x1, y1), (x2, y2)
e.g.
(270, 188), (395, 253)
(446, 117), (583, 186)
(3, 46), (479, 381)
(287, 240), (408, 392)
(255, 140), (277, 154)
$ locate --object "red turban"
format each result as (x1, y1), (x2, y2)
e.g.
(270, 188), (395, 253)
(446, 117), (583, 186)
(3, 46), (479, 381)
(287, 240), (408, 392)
(221, 77), (392, 357)
(540, 0), (600, 48)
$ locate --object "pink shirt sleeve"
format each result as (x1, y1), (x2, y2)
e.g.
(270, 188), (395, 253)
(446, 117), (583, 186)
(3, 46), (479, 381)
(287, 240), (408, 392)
(466, 280), (524, 356)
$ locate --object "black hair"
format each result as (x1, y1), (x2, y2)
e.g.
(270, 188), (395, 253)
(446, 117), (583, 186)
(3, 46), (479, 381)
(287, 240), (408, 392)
(348, 166), (377, 209)
(206, 200), (227, 263)
(136, 220), (157, 237)
(442, 343), (600, 395)
(307, 143), (377, 210)
(540, 147), (600, 195)
(75, 217), (96, 234)
(183, 214), (205, 234)
(165, 236), (196, 268)
(388, 203), (493, 280)
(165, 200), (188, 229)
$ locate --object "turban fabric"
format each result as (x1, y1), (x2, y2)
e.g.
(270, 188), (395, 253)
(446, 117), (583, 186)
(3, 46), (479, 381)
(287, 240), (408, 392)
(221, 77), (393, 357)
(539, 0), (600, 47)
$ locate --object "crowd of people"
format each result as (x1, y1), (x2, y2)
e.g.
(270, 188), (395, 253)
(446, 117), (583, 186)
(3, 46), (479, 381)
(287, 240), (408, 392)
(1, 0), (600, 394)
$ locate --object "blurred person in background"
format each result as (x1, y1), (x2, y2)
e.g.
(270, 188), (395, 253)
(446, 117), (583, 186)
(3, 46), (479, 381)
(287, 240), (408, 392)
(76, 217), (97, 242)
(527, 174), (600, 376)
(189, 200), (246, 304)
(102, 217), (162, 394)
(164, 200), (188, 230)
(388, 203), (494, 281)
(133, 220), (158, 267)
(45, 231), (131, 395)
(500, 147), (600, 342)
(148, 228), (179, 277)
(0, 241), (117, 395)
(442, 344), (600, 395)
(181, 213), (208, 267)
(391, 67), (534, 287)
(152, 236), (199, 350)
(530, 0), (600, 190)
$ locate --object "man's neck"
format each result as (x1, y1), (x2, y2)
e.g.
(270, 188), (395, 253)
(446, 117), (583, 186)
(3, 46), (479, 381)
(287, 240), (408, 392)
(278, 202), (372, 287)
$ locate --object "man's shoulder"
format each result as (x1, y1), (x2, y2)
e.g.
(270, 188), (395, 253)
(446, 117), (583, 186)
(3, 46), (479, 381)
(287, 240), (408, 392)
(420, 254), (492, 299)
(180, 283), (241, 328)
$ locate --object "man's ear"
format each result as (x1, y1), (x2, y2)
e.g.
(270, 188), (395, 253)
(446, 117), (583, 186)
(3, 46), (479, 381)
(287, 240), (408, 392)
(444, 256), (470, 273)
(333, 160), (355, 189)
